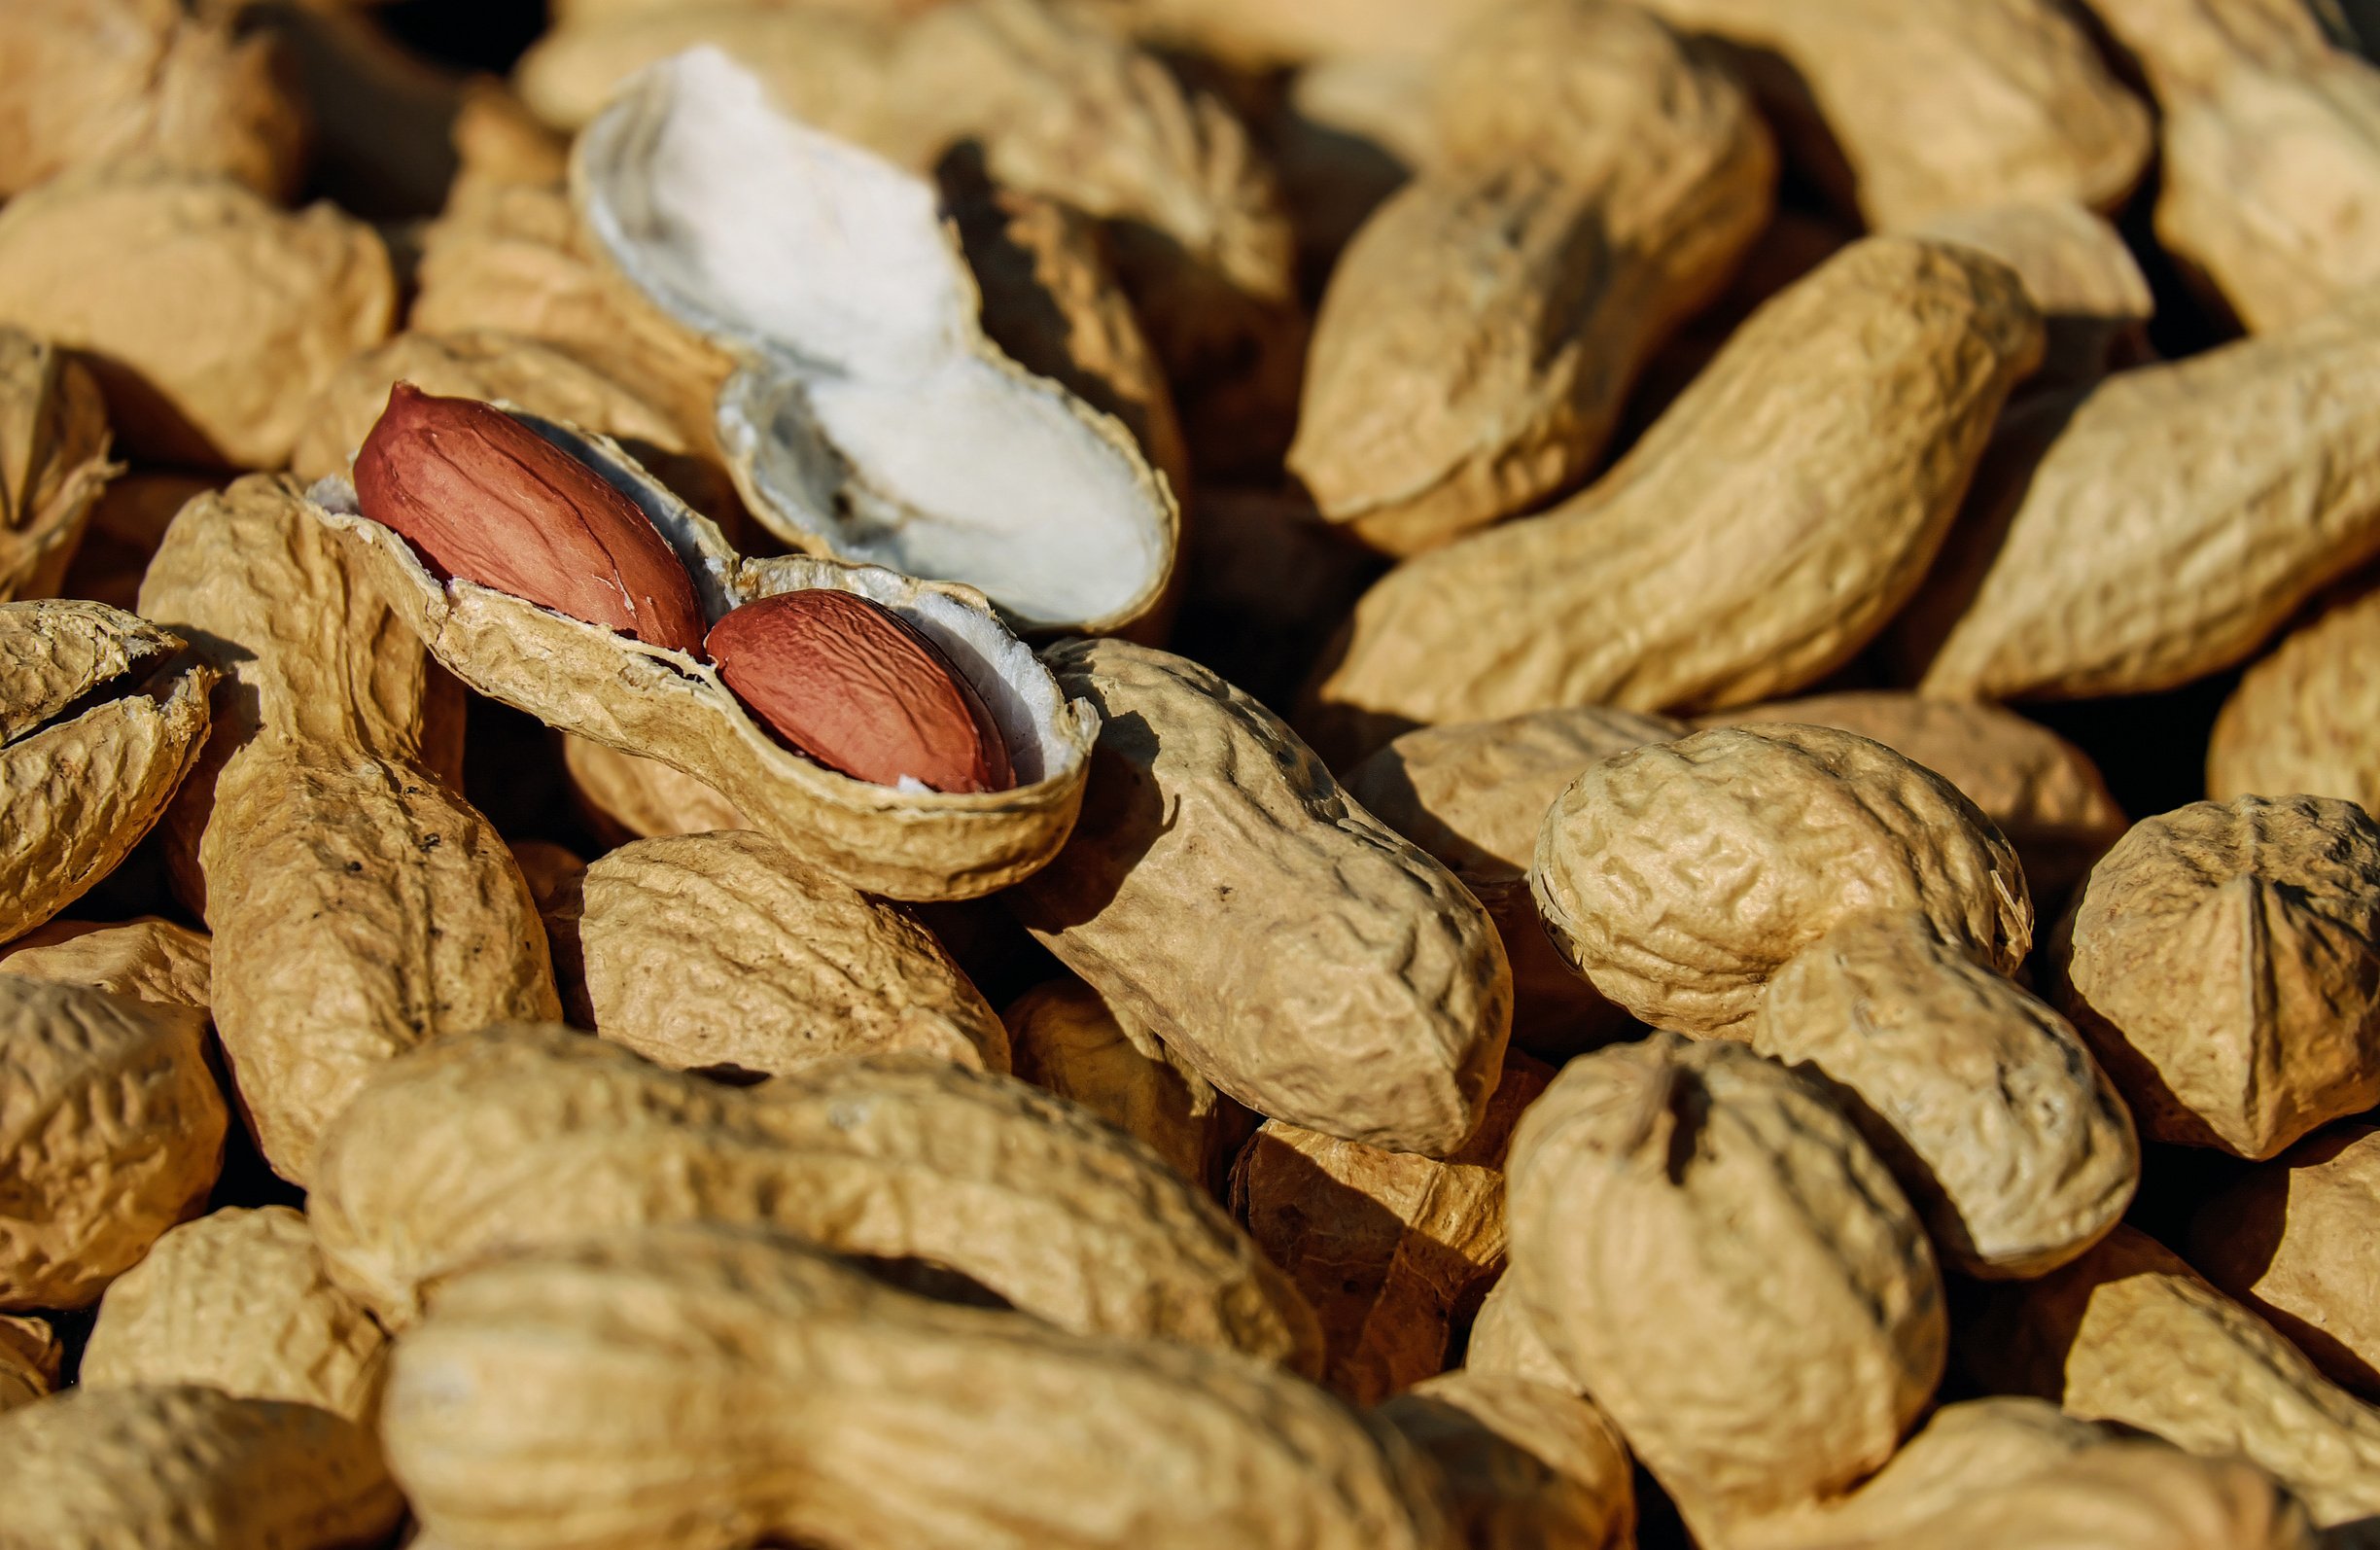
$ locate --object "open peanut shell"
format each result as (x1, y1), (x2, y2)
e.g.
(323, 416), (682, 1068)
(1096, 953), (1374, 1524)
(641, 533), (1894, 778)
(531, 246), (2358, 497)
(309, 412), (1094, 902)
(572, 47), (1178, 637)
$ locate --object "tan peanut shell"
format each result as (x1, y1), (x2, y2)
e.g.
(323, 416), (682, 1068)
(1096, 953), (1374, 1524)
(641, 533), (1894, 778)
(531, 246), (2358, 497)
(0, 1384), (402, 1550)
(0, 165), (393, 469)
(1533, 724), (2033, 1039)
(0, 329), (114, 604)
(1631, 0), (2152, 227)
(140, 474), (560, 1182)
(314, 412), (1097, 901)
(1305, 236), (2043, 755)
(1376, 1371), (1637, 1550)
(309, 1024), (1320, 1368)
(1971, 1224), (2380, 1530)
(0, 975), (226, 1310)
(81, 1207), (389, 1427)
(0, 1315), (55, 1415)
(0, 599), (213, 945)
(2091, 0), (2380, 332)
(1505, 1036), (1946, 1538)
(1289, 0), (1776, 554)
(1464, 1274), (1576, 1393)
(1753, 913), (2137, 1278)
(383, 1223), (1453, 1550)
(1012, 638), (1512, 1156)
(562, 731), (749, 843)
(1109, 0), (1502, 66)
(1706, 691), (2127, 901)
(1913, 290), (2380, 699)
(0, 0), (309, 200)
(1902, 201), (2155, 389)
(2189, 1123), (2380, 1395)
(59, 469), (215, 614)
(2049, 795), (2380, 1158)
(0, 916), (210, 1009)
(291, 328), (741, 522)
(1003, 977), (1225, 1185)
(578, 828), (1009, 1076)
(1235, 1054), (1550, 1405)
(2208, 579), (2380, 811)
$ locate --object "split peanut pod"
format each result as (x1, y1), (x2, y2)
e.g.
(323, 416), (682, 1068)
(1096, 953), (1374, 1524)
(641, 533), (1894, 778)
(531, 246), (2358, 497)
(383, 1223), (1453, 1550)
(0, 599), (213, 945)
(574, 47), (1180, 636)
(0, 328), (115, 604)
(311, 403), (1096, 901)
(1012, 638), (1513, 1157)
(2190, 1124), (2380, 1396)
(308, 1024), (1321, 1369)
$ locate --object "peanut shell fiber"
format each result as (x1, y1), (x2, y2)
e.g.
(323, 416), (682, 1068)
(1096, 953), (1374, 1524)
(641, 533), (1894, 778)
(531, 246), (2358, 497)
(1012, 638), (1512, 1157)
(2190, 1124), (2380, 1395)
(309, 1024), (1321, 1371)
(578, 828), (1009, 1076)
(0, 329), (116, 604)
(383, 1224), (1453, 1550)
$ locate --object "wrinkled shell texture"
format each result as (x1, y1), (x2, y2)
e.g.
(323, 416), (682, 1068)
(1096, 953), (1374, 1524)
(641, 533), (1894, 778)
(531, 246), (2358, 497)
(81, 1206), (390, 1425)
(1, 600), (213, 944)
(563, 733), (749, 842)
(1973, 1224), (2380, 1528)
(309, 1025), (1319, 1370)
(1377, 1370), (1636, 1550)
(2189, 1123), (2380, 1395)
(1289, 0), (1776, 554)
(0, 166), (393, 468)
(578, 829), (1009, 1076)
(1307, 235), (2042, 754)
(1534, 724), (2033, 1038)
(1633, 0), (2152, 226)
(1918, 291), (2380, 699)
(0, 329), (115, 604)
(1506, 1036), (1945, 1533)
(1708, 691), (2127, 900)
(1003, 977), (1220, 1185)
(0, 1385), (402, 1550)
(0, 976), (227, 1310)
(384, 1225), (1452, 1550)
(2053, 795), (2380, 1158)
(140, 475), (560, 1182)
(1236, 1056), (1549, 1405)
(1013, 638), (1512, 1156)
(2209, 580), (2380, 812)
(0, 915), (211, 1009)
(1462, 1273), (1577, 1393)
(1902, 199), (2153, 386)
(1754, 914), (2138, 1278)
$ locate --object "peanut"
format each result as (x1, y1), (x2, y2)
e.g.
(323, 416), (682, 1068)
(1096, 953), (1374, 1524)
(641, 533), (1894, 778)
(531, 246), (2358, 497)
(0, 328), (114, 604)
(561, 730), (749, 842)
(382, 1222), (1453, 1550)
(1003, 976), (1228, 1186)
(1304, 236), (2042, 757)
(1504, 1034), (1945, 1539)
(0, 599), (214, 945)
(0, 1385), (402, 1550)
(1012, 638), (1513, 1156)
(2208, 577), (2380, 813)
(82, 1206), (390, 1427)
(1901, 200), (2155, 390)
(2189, 1123), (2380, 1395)
(1531, 724), (2032, 1038)
(0, 975), (226, 1310)
(0, 164), (393, 468)
(0, 915), (210, 1009)
(2048, 795), (2380, 1158)
(574, 828), (1010, 1075)
(1375, 1370), (1637, 1550)
(308, 1024), (1322, 1368)
(0, 1316), (58, 1415)
(1463, 1274), (1575, 1393)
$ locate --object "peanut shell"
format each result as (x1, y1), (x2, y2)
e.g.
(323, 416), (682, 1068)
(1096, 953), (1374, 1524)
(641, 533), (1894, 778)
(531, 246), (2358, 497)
(0, 975), (226, 1310)
(309, 1024), (1321, 1369)
(577, 828), (1009, 1076)
(2208, 578), (2380, 812)
(1306, 236), (2043, 755)
(1003, 977), (1224, 1185)
(0, 1385), (402, 1550)
(57, 470), (215, 614)
(0, 599), (214, 945)
(82, 1206), (389, 1427)
(561, 731), (748, 843)
(1463, 1274), (1575, 1393)
(0, 165), (393, 469)
(0, 1316), (56, 1415)
(0, 916), (210, 1010)
(1533, 724), (2033, 1039)
(0, 329), (115, 604)
(1902, 200), (2154, 389)
(2188, 1123), (2380, 1395)
(1505, 1035), (1945, 1538)
(1375, 1371), (1637, 1550)
(2049, 795), (2380, 1158)
(383, 1223), (1452, 1550)
(313, 411), (1096, 901)
(1012, 638), (1512, 1156)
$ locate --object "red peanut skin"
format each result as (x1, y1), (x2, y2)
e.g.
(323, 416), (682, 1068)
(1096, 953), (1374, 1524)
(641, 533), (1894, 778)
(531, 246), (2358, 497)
(354, 383), (708, 654)
(708, 591), (1015, 794)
